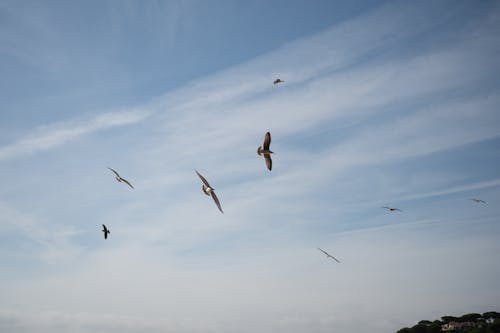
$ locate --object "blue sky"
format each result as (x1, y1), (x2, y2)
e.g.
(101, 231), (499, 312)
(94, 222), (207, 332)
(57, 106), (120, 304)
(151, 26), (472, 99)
(1, 1), (500, 332)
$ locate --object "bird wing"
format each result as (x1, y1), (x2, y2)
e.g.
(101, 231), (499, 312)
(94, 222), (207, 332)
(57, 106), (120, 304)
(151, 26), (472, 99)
(480, 199), (486, 203)
(273, 79), (279, 84)
(382, 206), (390, 210)
(328, 254), (340, 263)
(104, 231), (108, 239)
(394, 208), (402, 212)
(108, 167), (120, 178)
(263, 132), (271, 150)
(121, 178), (134, 189)
(318, 248), (340, 263)
(102, 224), (107, 231)
(264, 154), (272, 171)
(317, 248), (328, 255)
(211, 191), (223, 214)
(195, 170), (211, 187)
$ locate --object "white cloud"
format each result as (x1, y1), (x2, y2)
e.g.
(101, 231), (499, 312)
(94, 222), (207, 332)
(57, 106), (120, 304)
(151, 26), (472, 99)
(0, 109), (150, 161)
(1, 218), (499, 333)
(398, 178), (500, 202)
(0, 201), (84, 261)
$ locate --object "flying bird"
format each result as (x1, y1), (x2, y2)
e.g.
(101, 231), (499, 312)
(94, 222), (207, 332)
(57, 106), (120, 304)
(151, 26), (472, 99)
(107, 167), (134, 189)
(273, 78), (284, 85)
(382, 206), (402, 212)
(195, 170), (223, 214)
(470, 198), (486, 204)
(102, 224), (110, 239)
(257, 131), (274, 171)
(317, 247), (340, 263)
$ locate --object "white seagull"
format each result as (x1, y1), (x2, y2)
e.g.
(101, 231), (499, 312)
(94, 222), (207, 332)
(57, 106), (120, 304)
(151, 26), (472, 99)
(107, 167), (134, 189)
(195, 170), (223, 214)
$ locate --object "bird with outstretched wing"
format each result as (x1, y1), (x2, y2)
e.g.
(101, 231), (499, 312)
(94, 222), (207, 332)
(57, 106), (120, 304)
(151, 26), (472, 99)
(317, 247), (340, 263)
(196, 170), (223, 214)
(107, 167), (134, 189)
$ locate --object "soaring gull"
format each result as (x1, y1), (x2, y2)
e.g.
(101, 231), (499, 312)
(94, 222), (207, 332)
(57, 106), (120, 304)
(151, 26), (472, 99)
(257, 131), (274, 171)
(317, 247), (340, 263)
(382, 206), (402, 212)
(195, 170), (223, 214)
(273, 78), (284, 85)
(107, 167), (134, 189)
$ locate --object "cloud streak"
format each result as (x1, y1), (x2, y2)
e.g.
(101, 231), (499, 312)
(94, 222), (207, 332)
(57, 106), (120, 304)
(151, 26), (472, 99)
(398, 178), (500, 202)
(0, 109), (150, 161)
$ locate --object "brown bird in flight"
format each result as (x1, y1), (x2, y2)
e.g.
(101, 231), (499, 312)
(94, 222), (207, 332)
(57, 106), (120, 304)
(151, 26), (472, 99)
(257, 131), (274, 171)
(107, 167), (134, 189)
(273, 78), (284, 85)
(195, 170), (223, 214)
(470, 198), (486, 204)
(382, 206), (402, 212)
(317, 247), (340, 263)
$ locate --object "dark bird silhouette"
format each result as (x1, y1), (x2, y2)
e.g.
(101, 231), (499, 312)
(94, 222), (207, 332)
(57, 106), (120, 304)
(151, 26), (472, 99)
(382, 206), (402, 212)
(470, 198), (486, 204)
(257, 131), (274, 171)
(102, 224), (110, 239)
(317, 247), (340, 263)
(108, 167), (134, 189)
(273, 78), (284, 85)
(195, 170), (223, 214)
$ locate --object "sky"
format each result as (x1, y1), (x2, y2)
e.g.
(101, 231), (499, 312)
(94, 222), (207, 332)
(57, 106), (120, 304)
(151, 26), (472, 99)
(1, 0), (500, 332)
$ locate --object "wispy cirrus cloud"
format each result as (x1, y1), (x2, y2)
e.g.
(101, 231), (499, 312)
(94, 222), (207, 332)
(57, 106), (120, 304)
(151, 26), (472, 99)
(142, 3), (500, 176)
(2, 0), (498, 167)
(1, 216), (499, 333)
(0, 201), (84, 262)
(0, 110), (150, 161)
(397, 178), (500, 202)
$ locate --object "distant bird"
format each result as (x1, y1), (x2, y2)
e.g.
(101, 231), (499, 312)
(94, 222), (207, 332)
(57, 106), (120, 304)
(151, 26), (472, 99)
(102, 224), (110, 239)
(257, 131), (274, 171)
(273, 78), (284, 85)
(470, 198), (486, 204)
(317, 247), (340, 263)
(107, 167), (134, 189)
(382, 206), (402, 212)
(195, 170), (223, 214)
